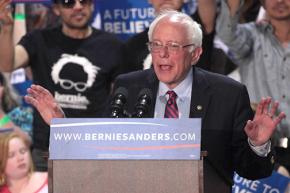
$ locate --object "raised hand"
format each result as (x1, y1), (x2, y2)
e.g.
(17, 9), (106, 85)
(24, 84), (65, 125)
(244, 97), (286, 146)
(0, 0), (13, 28)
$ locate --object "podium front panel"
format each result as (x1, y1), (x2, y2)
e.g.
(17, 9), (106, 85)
(49, 160), (203, 193)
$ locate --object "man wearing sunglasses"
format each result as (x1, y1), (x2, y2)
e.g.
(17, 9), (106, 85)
(0, 0), (124, 171)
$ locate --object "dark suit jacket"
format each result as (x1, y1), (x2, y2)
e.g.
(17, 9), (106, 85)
(112, 67), (274, 193)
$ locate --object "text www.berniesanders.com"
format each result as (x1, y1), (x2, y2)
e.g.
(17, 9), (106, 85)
(53, 132), (196, 142)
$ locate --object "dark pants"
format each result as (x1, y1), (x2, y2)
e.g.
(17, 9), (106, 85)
(32, 148), (48, 171)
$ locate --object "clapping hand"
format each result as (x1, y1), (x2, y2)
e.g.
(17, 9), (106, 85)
(24, 84), (65, 125)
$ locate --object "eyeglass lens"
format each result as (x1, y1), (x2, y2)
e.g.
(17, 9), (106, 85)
(61, 0), (91, 8)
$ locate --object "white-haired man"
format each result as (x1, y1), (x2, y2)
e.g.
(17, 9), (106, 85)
(25, 10), (285, 193)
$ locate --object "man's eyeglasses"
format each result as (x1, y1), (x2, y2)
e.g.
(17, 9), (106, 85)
(59, 0), (92, 8)
(147, 41), (195, 54)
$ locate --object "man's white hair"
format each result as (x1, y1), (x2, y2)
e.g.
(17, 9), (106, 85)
(148, 10), (203, 47)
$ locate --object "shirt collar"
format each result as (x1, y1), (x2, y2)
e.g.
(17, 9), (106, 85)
(157, 68), (193, 102)
(257, 21), (274, 33)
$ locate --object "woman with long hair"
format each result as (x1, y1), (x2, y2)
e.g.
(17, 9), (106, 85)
(0, 132), (47, 193)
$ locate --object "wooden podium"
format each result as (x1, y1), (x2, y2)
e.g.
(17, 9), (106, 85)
(48, 158), (205, 193)
(48, 118), (204, 193)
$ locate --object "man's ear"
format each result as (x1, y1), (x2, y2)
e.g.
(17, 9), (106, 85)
(0, 87), (4, 99)
(191, 47), (203, 65)
(52, 4), (60, 16)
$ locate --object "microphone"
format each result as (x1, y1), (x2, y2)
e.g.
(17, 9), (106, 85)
(133, 88), (152, 118)
(110, 87), (128, 118)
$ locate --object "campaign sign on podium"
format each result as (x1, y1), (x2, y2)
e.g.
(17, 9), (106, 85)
(50, 118), (201, 160)
(49, 118), (204, 193)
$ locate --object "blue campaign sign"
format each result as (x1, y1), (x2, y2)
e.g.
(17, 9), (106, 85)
(49, 118), (201, 160)
(91, 0), (197, 41)
(233, 172), (290, 193)
(92, 0), (154, 41)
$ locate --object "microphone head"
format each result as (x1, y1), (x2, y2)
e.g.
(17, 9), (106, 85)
(134, 88), (152, 118)
(138, 88), (152, 99)
(110, 87), (128, 118)
(137, 88), (152, 106)
(113, 87), (128, 102)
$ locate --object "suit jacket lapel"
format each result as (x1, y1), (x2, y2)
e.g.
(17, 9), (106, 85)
(189, 67), (213, 119)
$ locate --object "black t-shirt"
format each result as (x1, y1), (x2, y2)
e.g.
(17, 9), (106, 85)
(19, 26), (124, 150)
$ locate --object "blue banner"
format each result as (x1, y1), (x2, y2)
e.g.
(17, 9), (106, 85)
(49, 118), (201, 160)
(92, 0), (153, 41)
(92, 0), (197, 41)
(233, 172), (290, 193)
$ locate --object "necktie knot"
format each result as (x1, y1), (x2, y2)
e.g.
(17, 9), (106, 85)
(167, 90), (177, 100)
(164, 90), (179, 118)
(166, 91), (177, 105)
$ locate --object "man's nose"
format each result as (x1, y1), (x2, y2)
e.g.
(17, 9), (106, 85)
(17, 153), (24, 161)
(158, 45), (169, 58)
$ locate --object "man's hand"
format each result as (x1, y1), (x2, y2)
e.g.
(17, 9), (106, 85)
(244, 97), (286, 146)
(0, 0), (13, 29)
(24, 84), (65, 125)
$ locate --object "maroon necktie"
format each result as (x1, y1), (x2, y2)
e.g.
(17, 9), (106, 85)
(164, 91), (179, 118)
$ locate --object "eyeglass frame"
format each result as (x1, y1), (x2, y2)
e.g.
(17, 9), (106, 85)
(56, 0), (92, 9)
(59, 79), (88, 92)
(147, 41), (196, 54)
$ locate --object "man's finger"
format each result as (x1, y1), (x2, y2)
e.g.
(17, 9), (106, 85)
(269, 101), (279, 118)
(244, 120), (254, 134)
(274, 112), (286, 127)
(256, 98), (265, 115)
